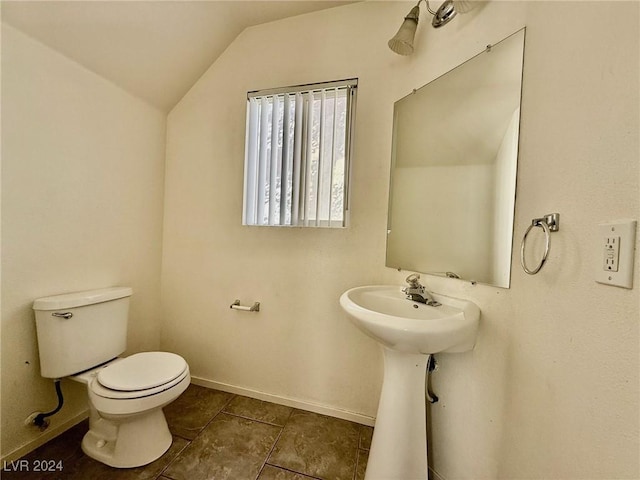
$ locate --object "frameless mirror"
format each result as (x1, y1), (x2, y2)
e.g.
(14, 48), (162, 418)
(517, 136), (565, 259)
(386, 29), (525, 288)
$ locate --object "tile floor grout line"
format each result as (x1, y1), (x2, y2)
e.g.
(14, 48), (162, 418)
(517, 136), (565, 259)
(353, 427), (363, 480)
(254, 424), (286, 480)
(353, 445), (363, 480)
(154, 435), (193, 480)
(352, 448), (360, 480)
(197, 392), (238, 434)
(262, 462), (324, 480)
(250, 402), (299, 478)
(220, 411), (289, 428)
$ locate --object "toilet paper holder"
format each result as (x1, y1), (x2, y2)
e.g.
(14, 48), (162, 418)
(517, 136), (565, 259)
(230, 299), (260, 312)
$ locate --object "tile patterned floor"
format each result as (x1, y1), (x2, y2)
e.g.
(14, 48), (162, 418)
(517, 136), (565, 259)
(2, 385), (373, 480)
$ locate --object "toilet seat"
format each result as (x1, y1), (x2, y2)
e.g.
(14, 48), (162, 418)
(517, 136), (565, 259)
(87, 356), (190, 417)
(91, 352), (188, 400)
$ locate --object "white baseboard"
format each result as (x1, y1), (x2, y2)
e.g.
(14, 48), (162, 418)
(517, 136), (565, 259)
(429, 466), (446, 480)
(1, 410), (89, 464)
(190, 376), (376, 427)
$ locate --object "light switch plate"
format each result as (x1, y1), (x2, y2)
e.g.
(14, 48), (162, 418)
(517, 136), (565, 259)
(596, 220), (637, 288)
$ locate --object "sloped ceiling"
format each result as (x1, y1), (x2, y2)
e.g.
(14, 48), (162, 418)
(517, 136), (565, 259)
(2, 1), (356, 112)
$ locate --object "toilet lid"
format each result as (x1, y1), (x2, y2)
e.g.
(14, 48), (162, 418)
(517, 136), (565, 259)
(97, 352), (187, 391)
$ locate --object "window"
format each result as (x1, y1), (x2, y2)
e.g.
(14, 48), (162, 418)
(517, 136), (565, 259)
(243, 79), (357, 227)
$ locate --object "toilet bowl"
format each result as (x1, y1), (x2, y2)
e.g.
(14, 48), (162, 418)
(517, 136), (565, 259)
(72, 352), (190, 467)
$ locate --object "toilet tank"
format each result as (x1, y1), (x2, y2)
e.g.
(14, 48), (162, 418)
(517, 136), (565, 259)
(33, 287), (132, 378)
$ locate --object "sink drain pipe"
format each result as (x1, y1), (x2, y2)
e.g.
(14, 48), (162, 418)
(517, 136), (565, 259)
(33, 379), (64, 430)
(426, 355), (438, 403)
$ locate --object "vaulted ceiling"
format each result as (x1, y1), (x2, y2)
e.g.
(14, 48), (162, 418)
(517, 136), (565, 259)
(2, 1), (356, 111)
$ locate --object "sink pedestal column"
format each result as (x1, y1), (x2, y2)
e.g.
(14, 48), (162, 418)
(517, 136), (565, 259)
(366, 348), (429, 480)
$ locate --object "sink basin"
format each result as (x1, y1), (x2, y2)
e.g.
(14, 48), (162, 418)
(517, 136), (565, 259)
(339, 285), (480, 354)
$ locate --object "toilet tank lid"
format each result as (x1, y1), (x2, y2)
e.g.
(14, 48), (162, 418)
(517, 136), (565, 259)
(33, 287), (132, 310)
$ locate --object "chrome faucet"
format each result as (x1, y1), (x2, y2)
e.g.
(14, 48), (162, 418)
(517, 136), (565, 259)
(402, 274), (441, 307)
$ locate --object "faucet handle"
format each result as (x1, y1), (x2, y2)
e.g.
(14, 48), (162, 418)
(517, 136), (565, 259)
(405, 273), (421, 287)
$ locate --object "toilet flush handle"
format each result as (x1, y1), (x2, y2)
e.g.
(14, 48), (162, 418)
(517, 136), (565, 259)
(52, 312), (73, 319)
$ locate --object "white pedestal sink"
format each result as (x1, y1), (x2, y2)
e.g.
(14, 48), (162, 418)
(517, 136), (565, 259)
(339, 285), (480, 480)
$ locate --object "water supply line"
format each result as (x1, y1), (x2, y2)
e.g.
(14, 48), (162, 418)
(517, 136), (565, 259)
(33, 379), (64, 430)
(426, 355), (438, 403)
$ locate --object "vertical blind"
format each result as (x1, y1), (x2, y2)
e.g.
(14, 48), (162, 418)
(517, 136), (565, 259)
(243, 79), (357, 227)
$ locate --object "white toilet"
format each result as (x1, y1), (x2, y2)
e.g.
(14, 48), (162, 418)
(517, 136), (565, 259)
(33, 287), (190, 468)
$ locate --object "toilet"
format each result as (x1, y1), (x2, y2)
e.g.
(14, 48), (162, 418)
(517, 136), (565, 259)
(33, 287), (190, 468)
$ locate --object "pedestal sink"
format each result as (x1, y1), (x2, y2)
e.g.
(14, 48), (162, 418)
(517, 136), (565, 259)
(339, 285), (480, 480)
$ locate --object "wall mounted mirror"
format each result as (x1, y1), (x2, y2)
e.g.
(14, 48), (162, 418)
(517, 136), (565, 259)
(386, 28), (526, 288)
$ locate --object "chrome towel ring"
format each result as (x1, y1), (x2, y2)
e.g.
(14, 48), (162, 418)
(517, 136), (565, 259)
(520, 213), (560, 275)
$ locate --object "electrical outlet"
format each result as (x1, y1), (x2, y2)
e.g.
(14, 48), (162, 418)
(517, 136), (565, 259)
(596, 220), (637, 289)
(603, 236), (620, 272)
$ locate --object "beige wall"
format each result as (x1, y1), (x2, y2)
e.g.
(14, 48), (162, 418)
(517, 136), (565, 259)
(162, 2), (639, 479)
(1, 24), (166, 459)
